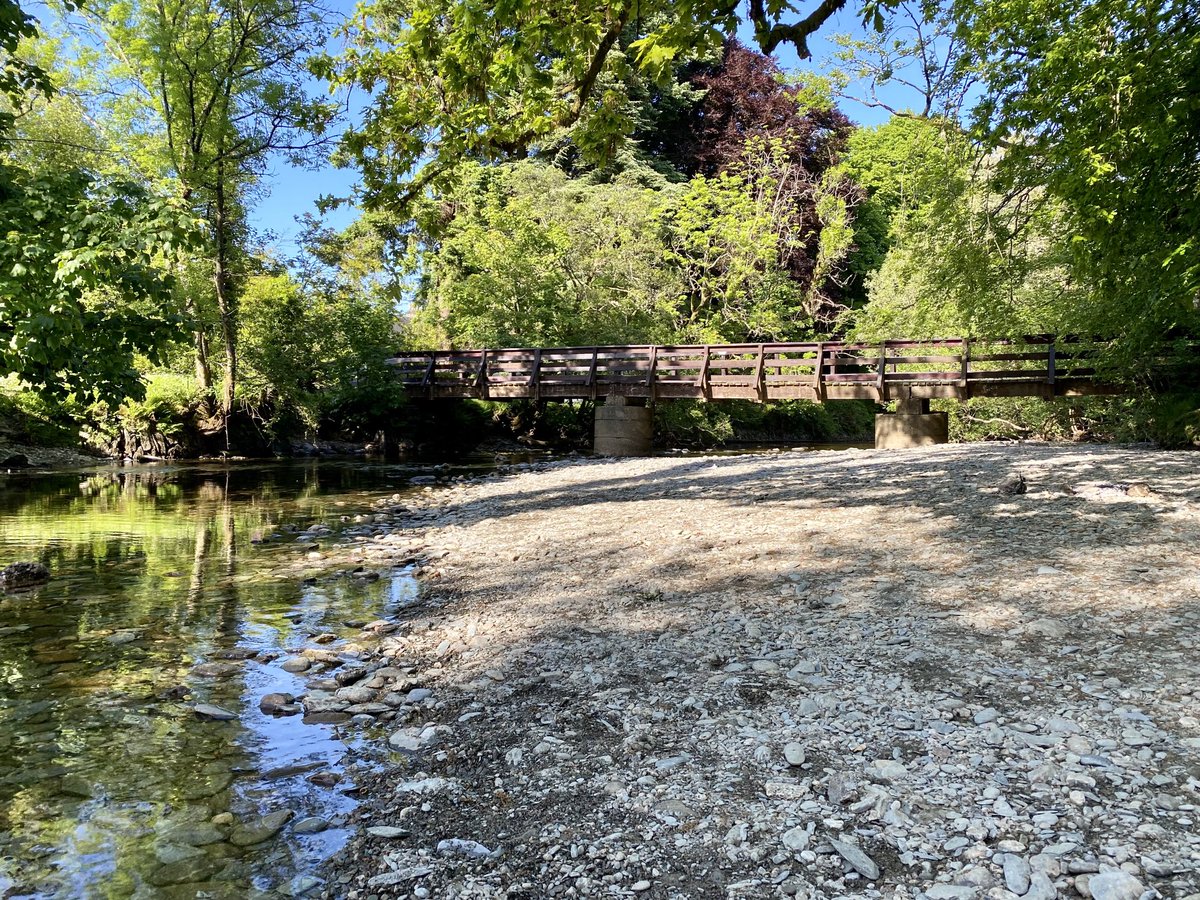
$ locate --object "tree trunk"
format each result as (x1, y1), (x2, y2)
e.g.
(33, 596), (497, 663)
(212, 157), (237, 449)
(194, 329), (213, 391)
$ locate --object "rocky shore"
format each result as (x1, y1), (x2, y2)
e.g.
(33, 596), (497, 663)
(294, 443), (1200, 900)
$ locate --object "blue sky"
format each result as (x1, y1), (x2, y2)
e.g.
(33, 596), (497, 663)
(251, 5), (908, 257)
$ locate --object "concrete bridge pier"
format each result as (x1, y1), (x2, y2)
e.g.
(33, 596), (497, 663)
(594, 396), (653, 456)
(875, 397), (949, 450)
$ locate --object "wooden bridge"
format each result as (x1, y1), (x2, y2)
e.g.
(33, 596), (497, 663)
(387, 336), (1114, 403)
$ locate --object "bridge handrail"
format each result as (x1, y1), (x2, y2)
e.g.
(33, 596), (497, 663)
(386, 336), (1134, 402)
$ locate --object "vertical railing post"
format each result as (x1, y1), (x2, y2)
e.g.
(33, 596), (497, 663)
(699, 345), (710, 400)
(646, 345), (658, 402)
(476, 350), (489, 400)
(1047, 338), (1056, 386)
(812, 342), (825, 403)
(754, 343), (767, 402)
(422, 353), (436, 399)
(587, 347), (599, 400)
(960, 337), (970, 399)
(877, 341), (888, 403)
(530, 348), (542, 402)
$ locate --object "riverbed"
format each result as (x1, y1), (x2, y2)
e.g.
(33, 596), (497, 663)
(316, 443), (1200, 899)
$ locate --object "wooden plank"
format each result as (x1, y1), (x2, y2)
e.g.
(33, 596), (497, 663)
(1048, 342), (1056, 385)
(530, 348), (542, 402)
(699, 345), (710, 400)
(647, 344), (658, 402)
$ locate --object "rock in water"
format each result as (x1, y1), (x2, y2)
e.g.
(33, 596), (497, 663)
(193, 703), (237, 721)
(0, 562), (50, 590)
(229, 809), (293, 846)
(998, 473), (1027, 495)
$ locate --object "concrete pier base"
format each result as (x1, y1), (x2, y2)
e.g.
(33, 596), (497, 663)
(594, 396), (653, 456)
(875, 398), (949, 449)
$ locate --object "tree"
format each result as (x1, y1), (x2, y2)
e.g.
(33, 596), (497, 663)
(842, 116), (1079, 341)
(646, 40), (853, 179)
(320, 0), (896, 211)
(825, 0), (974, 118)
(1, 0), (194, 404)
(69, 0), (336, 430)
(955, 0), (1200, 364)
(665, 138), (856, 339)
(408, 162), (679, 349)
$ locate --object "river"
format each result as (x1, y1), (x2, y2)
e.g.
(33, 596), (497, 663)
(0, 459), (515, 899)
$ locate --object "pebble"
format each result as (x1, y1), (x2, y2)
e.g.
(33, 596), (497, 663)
(828, 837), (880, 880)
(1002, 854), (1031, 894)
(192, 703), (236, 721)
(229, 809), (293, 846)
(782, 826), (810, 852)
(783, 742), (806, 766)
(366, 826), (409, 838)
(1087, 872), (1146, 900)
(292, 817), (329, 834)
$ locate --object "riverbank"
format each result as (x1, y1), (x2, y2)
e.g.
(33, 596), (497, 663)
(313, 442), (1200, 900)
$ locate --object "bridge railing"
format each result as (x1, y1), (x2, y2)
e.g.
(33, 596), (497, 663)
(386, 336), (1115, 401)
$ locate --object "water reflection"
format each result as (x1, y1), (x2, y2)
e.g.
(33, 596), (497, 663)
(0, 462), (428, 899)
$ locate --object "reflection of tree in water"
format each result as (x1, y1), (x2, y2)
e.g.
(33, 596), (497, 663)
(0, 460), (425, 896)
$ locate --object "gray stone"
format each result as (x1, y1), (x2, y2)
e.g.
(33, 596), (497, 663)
(998, 473), (1027, 495)
(148, 857), (222, 887)
(366, 825), (409, 838)
(1025, 870), (1056, 900)
(871, 759), (907, 781)
(281, 875), (323, 897)
(292, 816), (329, 834)
(405, 687), (433, 703)
(436, 838), (493, 858)
(828, 837), (880, 880)
(783, 742), (806, 766)
(259, 692), (300, 715)
(782, 826), (809, 852)
(59, 773), (95, 798)
(281, 657), (312, 673)
(229, 809), (293, 846)
(1088, 872), (1146, 900)
(1002, 855), (1031, 895)
(654, 754), (691, 771)
(925, 886), (976, 900)
(973, 708), (1000, 725)
(192, 703), (237, 721)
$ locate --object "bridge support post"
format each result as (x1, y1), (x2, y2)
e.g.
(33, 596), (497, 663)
(594, 396), (653, 456)
(875, 397), (949, 449)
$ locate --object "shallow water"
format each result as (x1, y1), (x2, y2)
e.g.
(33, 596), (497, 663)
(0, 460), (490, 899)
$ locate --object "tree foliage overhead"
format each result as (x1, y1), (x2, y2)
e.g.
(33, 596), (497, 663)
(1, 0), (196, 405)
(320, 0), (894, 210)
(957, 0), (1200, 359)
(648, 39), (853, 178)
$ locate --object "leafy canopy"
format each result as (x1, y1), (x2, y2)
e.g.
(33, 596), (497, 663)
(320, 0), (896, 210)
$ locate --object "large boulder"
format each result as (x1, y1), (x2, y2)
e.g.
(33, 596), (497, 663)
(0, 562), (50, 590)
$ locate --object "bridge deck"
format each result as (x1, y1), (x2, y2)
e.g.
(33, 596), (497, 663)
(388, 337), (1117, 403)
